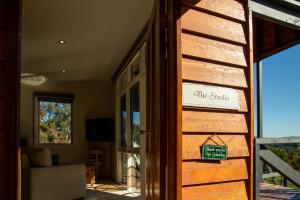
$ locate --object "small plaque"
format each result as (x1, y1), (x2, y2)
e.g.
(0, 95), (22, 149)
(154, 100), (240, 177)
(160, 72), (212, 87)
(201, 144), (228, 160)
(182, 83), (240, 110)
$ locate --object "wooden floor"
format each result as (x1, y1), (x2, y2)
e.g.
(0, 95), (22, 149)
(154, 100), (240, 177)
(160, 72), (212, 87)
(85, 180), (140, 200)
(86, 181), (300, 199)
(261, 183), (300, 200)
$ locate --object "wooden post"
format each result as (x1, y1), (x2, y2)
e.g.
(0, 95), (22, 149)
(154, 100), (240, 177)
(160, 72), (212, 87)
(255, 141), (262, 200)
(257, 61), (263, 138)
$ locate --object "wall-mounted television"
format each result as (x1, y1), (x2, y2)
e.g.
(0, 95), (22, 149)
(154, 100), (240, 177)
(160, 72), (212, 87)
(85, 118), (114, 142)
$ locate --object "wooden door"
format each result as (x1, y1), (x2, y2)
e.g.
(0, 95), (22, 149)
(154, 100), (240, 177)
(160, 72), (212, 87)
(145, 0), (179, 199)
(0, 0), (20, 199)
(145, 1), (166, 199)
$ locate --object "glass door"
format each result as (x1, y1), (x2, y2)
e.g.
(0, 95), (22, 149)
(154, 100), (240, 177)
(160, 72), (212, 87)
(116, 44), (146, 197)
(130, 83), (140, 148)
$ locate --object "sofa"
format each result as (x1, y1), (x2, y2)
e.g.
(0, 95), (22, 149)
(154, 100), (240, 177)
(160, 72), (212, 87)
(21, 149), (86, 200)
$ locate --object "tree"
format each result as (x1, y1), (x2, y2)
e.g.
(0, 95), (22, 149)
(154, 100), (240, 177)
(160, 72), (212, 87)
(39, 101), (72, 144)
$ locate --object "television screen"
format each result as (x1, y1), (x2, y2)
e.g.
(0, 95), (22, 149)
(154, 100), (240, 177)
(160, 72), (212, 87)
(85, 118), (114, 141)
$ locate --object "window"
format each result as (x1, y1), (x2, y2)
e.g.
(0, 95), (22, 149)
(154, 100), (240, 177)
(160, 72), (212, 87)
(130, 83), (140, 147)
(130, 57), (140, 80)
(120, 94), (127, 147)
(34, 93), (74, 146)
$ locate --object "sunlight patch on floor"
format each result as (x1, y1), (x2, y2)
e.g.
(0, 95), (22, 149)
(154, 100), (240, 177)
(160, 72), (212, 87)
(260, 183), (300, 200)
(85, 182), (140, 200)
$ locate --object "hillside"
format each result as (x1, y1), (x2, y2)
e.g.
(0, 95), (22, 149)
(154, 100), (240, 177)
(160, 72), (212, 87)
(267, 143), (300, 171)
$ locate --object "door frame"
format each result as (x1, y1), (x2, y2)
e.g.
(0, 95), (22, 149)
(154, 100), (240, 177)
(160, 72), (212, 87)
(4, 0), (180, 199)
(0, 0), (21, 199)
(114, 44), (147, 194)
(111, 0), (180, 199)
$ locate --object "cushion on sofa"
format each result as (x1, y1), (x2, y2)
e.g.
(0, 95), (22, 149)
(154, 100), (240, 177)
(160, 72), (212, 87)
(30, 148), (52, 167)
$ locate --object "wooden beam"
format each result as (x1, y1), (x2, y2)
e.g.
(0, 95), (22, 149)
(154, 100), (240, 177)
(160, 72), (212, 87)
(269, 0), (300, 12)
(262, 172), (281, 179)
(249, 0), (300, 30)
(256, 137), (300, 144)
(260, 150), (300, 187)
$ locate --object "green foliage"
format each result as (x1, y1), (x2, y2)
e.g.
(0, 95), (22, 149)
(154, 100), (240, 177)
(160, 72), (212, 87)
(39, 101), (72, 144)
(267, 144), (300, 171)
(264, 145), (300, 189)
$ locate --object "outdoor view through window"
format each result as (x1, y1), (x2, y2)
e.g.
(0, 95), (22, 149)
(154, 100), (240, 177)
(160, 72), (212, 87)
(36, 95), (73, 144)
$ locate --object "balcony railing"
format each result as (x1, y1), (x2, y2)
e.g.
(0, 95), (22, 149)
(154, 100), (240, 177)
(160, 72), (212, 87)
(255, 137), (300, 200)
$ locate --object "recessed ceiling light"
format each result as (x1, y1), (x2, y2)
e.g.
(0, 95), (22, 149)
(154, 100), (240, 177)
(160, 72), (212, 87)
(61, 69), (67, 74)
(58, 40), (66, 44)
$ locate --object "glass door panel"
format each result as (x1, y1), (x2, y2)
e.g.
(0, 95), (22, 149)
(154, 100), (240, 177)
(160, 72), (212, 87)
(130, 83), (140, 148)
(120, 94), (127, 147)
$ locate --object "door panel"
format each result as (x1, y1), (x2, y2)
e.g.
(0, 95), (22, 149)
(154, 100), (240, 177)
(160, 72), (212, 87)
(145, 2), (165, 199)
(0, 0), (20, 199)
(140, 73), (147, 199)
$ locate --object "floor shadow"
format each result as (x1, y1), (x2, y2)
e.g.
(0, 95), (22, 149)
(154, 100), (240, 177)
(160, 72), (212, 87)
(261, 185), (300, 200)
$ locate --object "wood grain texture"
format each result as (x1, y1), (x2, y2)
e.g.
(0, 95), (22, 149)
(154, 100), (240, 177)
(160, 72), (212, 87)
(0, 100), (3, 130)
(0, 134), (5, 166)
(176, 10), (183, 199)
(182, 159), (248, 185)
(0, 30), (5, 60)
(182, 58), (247, 88)
(182, 33), (247, 67)
(0, 1), (20, 199)
(0, 64), (3, 98)
(182, 134), (249, 160)
(182, 111), (248, 133)
(182, 181), (248, 200)
(145, 5), (168, 199)
(279, 27), (300, 44)
(254, 17), (300, 61)
(181, 7), (246, 44)
(182, 0), (246, 22)
(179, 0), (252, 198)
(0, 168), (5, 195)
(0, 1), (5, 28)
(238, 90), (248, 112)
(248, 11), (255, 200)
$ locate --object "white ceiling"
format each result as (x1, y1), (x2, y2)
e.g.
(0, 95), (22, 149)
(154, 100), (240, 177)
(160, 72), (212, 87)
(21, 0), (154, 85)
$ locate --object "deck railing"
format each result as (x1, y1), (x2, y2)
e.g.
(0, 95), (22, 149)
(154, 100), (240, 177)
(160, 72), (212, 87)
(255, 137), (300, 200)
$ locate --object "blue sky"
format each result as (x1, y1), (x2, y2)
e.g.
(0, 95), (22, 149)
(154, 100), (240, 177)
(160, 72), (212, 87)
(254, 44), (300, 138)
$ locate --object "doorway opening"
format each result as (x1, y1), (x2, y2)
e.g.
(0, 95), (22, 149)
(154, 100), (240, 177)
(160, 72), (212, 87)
(19, 0), (154, 199)
(115, 44), (147, 197)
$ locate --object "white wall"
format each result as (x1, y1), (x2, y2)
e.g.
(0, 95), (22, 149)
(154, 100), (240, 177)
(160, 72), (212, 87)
(20, 82), (113, 164)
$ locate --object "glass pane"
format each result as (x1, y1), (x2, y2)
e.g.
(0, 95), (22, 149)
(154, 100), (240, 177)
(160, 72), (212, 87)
(118, 72), (127, 93)
(130, 83), (140, 147)
(133, 153), (141, 190)
(38, 101), (72, 144)
(131, 58), (140, 80)
(120, 95), (127, 147)
(121, 152), (128, 184)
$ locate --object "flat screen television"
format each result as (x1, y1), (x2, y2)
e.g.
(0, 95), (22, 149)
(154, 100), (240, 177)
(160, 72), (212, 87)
(85, 118), (114, 142)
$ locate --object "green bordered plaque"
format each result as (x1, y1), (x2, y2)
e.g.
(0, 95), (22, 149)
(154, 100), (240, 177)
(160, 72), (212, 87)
(201, 144), (228, 160)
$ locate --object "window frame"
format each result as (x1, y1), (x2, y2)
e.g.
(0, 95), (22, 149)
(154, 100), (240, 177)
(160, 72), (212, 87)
(120, 93), (127, 148)
(116, 44), (146, 152)
(33, 92), (75, 148)
(130, 82), (141, 148)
